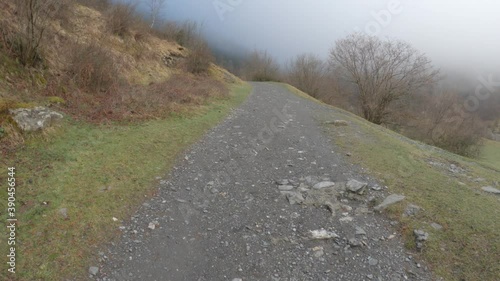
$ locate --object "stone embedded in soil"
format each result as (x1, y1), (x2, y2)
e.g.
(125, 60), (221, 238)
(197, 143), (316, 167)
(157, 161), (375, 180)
(313, 181), (336, 190)
(368, 257), (379, 266)
(89, 266), (99, 276)
(348, 238), (362, 247)
(374, 194), (405, 211)
(280, 191), (304, 205)
(346, 179), (367, 193)
(58, 208), (68, 220)
(277, 179), (290, 185)
(278, 185), (294, 191)
(355, 226), (367, 236)
(9, 106), (63, 132)
(430, 223), (443, 230)
(482, 186), (500, 194)
(414, 229), (429, 241)
(403, 204), (422, 217)
(326, 120), (349, 126)
(309, 229), (339, 240)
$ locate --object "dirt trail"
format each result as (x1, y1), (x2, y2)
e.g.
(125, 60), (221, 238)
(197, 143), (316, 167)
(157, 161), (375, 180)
(96, 83), (432, 281)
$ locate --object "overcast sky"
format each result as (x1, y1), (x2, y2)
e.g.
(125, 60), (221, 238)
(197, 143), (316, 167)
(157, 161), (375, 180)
(148, 0), (500, 74)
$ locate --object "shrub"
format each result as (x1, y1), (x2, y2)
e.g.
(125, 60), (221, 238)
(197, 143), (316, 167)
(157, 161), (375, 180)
(185, 40), (213, 74)
(402, 92), (487, 157)
(286, 53), (325, 97)
(159, 21), (199, 47)
(429, 114), (485, 157)
(9, 0), (60, 66)
(49, 0), (73, 25)
(105, 74), (228, 121)
(106, 3), (136, 37)
(66, 42), (119, 93)
(243, 50), (281, 81)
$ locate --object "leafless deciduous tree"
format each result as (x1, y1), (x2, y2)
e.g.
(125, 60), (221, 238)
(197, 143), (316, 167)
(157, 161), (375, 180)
(147, 0), (166, 29)
(286, 53), (325, 97)
(13, 0), (61, 66)
(244, 50), (281, 81)
(329, 33), (439, 124)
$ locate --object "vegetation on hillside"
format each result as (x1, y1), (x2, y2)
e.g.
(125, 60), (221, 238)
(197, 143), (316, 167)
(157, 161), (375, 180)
(0, 0), (225, 151)
(0, 0), (247, 279)
(286, 84), (500, 281)
(232, 34), (499, 157)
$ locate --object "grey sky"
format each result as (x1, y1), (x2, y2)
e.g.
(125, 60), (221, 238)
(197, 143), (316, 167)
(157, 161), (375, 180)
(154, 0), (500, 73)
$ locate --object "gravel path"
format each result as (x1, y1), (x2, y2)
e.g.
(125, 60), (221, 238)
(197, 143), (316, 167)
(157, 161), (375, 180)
(96, 83), (433, 281)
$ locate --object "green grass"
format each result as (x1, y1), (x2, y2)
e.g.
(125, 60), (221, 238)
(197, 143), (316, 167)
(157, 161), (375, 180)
(479, 139), (500, 170)
(0, 83), (251, 280)
(283, 84), (500, 281)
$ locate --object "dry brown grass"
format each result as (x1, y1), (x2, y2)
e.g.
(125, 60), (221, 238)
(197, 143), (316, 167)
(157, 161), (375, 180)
(66, 42), (120, 93)
(158, 20), (199, 47)
(53, 73), (228, 123)
(184, 40), (214, 74)
(105, 2), (137, 37)
(0, 0), (224, 153)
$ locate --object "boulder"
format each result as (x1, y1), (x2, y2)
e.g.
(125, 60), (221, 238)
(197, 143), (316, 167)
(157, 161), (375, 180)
(9, 107), (63, 132)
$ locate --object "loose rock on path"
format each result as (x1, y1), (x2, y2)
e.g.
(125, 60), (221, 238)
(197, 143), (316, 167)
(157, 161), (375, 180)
(96, 83), (432, 281)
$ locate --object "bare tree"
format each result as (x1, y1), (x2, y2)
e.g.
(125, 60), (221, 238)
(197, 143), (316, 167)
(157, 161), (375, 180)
(147, 0), (166, 29)
(329, 33), (439, 124)
(14, 0), (61, 66)
(286, 53), (325, 97)
(244, 50), (280, 81)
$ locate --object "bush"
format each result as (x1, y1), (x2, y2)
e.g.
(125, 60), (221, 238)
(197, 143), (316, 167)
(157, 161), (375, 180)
(429, 114), (485, 157)
(9, 0), (62, 66)
(185, 40), (213, 74)
(106, 3), (136, 37)
(243, 50), (281, 81)
(402, 92), (487, 157)
(286, 53), (325, 97)
(66, 42), (119, 93)
(159, 21), (199, 47)
(104, 74), (228, 121)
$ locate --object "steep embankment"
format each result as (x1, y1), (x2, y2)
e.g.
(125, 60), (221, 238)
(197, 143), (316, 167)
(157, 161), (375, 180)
(286, 84), (500, 281)
(0, 1), (250, 280)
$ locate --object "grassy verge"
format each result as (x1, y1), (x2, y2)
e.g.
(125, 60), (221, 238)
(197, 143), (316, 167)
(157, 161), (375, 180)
(283, 84), (500, 281)
(0, 83), (251, 280)
(479, 139), (500, 170)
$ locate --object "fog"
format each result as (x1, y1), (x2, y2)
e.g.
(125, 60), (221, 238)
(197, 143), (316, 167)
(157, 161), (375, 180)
(146, 0), (500, 76)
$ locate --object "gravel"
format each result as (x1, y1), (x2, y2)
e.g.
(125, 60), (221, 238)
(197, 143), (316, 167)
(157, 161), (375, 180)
(95, 83), (432, 281)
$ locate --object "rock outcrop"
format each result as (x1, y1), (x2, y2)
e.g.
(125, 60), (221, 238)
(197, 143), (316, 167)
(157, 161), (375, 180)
(9, 107), (63, 132)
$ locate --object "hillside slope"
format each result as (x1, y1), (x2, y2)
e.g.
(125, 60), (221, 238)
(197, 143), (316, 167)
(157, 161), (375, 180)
(0, 1), (249, 280)
(286, 83), (500, 281)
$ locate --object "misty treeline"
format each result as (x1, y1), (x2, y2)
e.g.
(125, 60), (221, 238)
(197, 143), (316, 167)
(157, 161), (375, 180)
(218, 33), (500, 157)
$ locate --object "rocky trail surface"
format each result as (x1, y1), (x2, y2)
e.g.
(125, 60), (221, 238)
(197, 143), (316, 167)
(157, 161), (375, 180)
(95, 83), (433, 281)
